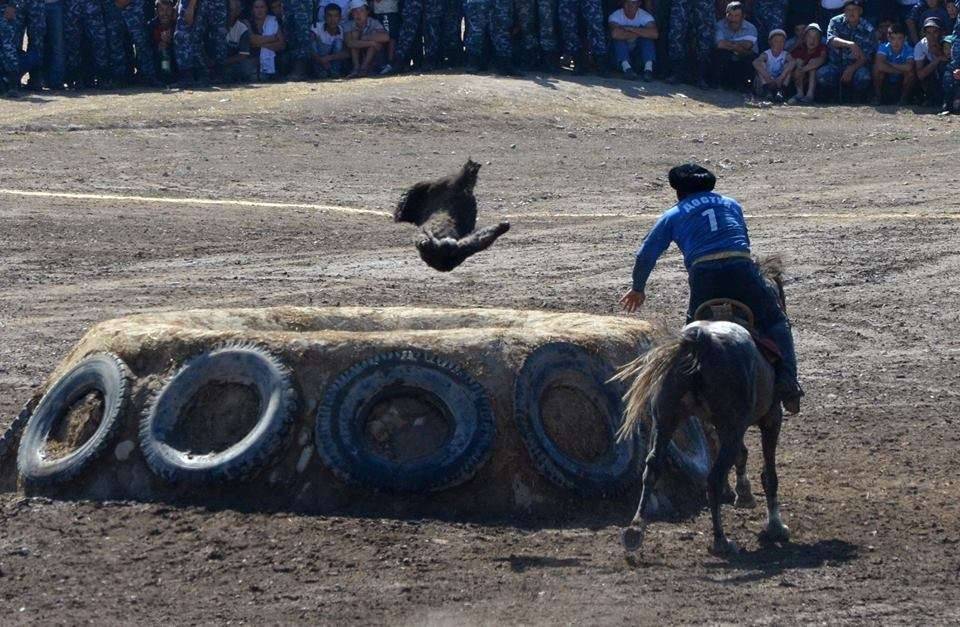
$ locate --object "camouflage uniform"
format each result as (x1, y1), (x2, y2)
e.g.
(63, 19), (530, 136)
(816, 13), (875, 92)
(0, 12), (18, 84)
(440, 0), (463, 64)
(103, 0), (158, 82)
(175, 0), (228, 72)
(395, 0), (443, 64)
(463, 0), (512, 62)
(668, 0), (714, 69)
(557, 0), (606, 58)
(14, 0), (45, 64)
(751, 0), (785, 49)
(64, 0), (111, 83)
(282, 0), (311, 61)
(516, 0), (557, 56)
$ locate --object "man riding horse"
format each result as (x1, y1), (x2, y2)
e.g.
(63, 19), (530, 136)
(619, 163), (803, 414)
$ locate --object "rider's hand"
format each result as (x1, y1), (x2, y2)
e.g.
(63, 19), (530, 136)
(619, 289), (646, 313)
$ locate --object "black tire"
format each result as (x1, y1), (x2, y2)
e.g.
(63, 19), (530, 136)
(666, 415), (712, 486)
(17, 353), (131, 486)
(315, 350), (495, 493)
(139, 342), (298, 484)
(514, 343), (642, 497)
(0, 399), (38, 465)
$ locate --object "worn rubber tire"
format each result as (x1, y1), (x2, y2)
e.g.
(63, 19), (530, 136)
(17, 353), (131, 486)
(315, 350), (495, 493)
(666, 415), (712, 486)
(139, 342), (298, 484)
(514, 342), (642, 497)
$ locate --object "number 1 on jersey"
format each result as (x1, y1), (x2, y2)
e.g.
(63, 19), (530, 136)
(701, 208), (718, 232)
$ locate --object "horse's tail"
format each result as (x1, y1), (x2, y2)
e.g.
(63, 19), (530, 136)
(613, 326), (706, 442)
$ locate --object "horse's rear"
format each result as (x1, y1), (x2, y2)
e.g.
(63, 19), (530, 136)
(616, 319), (789, 557)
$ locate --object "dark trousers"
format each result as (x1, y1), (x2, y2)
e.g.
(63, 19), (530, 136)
(687, 257), (798, 381)
(711, 49), (754, 91)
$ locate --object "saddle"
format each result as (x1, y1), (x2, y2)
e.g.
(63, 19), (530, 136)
(692, 298), (783, 363)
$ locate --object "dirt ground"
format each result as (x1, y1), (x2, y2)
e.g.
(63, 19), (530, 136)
(0, 74), (959, 624)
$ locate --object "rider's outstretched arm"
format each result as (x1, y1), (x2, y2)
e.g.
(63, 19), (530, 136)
(631, 211), (675, 293)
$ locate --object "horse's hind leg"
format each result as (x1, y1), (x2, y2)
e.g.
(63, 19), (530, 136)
(734, 444), (757, 509)
(758, 411), (790, 543)
(708, 427), (745, 556)
(621, 411), (680, 553)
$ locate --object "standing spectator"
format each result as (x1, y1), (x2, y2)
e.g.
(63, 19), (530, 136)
(893, 0), (916, 23)
(64, 0), (112, 87)
(517, 0), (558, 70)
(817, 0), (875, 100)
(667, 0), (716, 85)
(787, 0), (817, 29)
(820, 0), (846, 22)
(249, 0), (284, 80)
(752, 27), (794, 99)
(558, 0), (609, 75)
(344, 0), (388, 76)
(0, 3), (19, 95)
(711, 1), (757, 90)
(907, 0), (949, 43)
(462, 0), (516, 75)
(871, 21), (914, 102)
(311, 1), (349, 76)
(150, 0), (176, 83)
(388, 0), (442, 72)
(789, 21), (826, 102)
(371, 0), (400, 66)
(942, 32), (958, 111)
(439, 0), (463, 67)
(42, 0), (65, 88)
(654, 0), (672, 76)
(175, 0), (229, 85)
(14, 0), (45, 88)
(915, 16), (947, 103)
(753, 0), (786, 48)
(282, 0), (313, 78)
(609, 0), (658, 80)
(223, 0), (255, 82)
(103, 0), (159, 86)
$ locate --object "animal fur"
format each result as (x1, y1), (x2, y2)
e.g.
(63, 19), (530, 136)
(394, 160), (510, 272)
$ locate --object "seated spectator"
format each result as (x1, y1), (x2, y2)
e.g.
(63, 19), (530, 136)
(249, 0), (286, 80)
(942, 33), (959, 111)
(915, 17), (948, 104)
(268, 0), (292, 76)
(608, 0), (658, 81)
(785, 22), (805, 50)
(947, 0), (958, 27)
(150, 0), (177, 84)
(712, 1), (759, 90)
(224, 0), (256, 83)
(872, 22), (915, 103)
(753, 28), (795, 99)
(907, 0), (950, 43)
(817, 0), (875, 100)
(344, 0), (389, 78)
(874, 17), (893, 45)
(311, 2), (350, 77)
(789, 22), (827, 102)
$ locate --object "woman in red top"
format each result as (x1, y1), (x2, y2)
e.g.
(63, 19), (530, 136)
(789, 22), (827, 103)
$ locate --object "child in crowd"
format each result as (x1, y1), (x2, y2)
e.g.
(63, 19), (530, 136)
(224, 0), (256, 83)
(943, 34), (959, 112)
(249, 0), (286, 80)
(151, 0), (177, 84)
(311, 3), (351, 77)
(785, 22), (805, 51)
(872, 22), (915, 104)
(789, 22), (826, 103)
(753, 28), (795, 101)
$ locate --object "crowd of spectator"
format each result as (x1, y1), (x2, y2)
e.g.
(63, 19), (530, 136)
(0, 0), (957, 111)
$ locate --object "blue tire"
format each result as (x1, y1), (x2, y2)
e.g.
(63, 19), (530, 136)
(17, 353), (131, 486)
(315, 350), (495, 493)
(139, 343), (298, 484)
(514, 343), (642, 497)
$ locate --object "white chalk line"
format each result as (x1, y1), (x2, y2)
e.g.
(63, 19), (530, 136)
(1, 188), (957, 221)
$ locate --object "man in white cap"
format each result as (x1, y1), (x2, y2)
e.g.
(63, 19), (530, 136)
(344, 0), (389, 77)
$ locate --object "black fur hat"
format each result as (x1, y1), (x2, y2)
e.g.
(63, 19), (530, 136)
(668, 164), (717, 194)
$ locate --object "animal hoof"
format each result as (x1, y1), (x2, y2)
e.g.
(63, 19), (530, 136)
(621, 525), (645, 553)
(734, 493), (758, 509)
(759, 523), (791, 544)
(710, 537), (739, 557)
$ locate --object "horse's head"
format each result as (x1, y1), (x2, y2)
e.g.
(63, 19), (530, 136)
(755, 255), (787, 312)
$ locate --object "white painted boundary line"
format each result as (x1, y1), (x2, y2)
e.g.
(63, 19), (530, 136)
(1, 188), (956, 221)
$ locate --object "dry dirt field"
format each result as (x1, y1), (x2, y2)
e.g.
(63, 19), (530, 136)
(0, 74), (958, 624)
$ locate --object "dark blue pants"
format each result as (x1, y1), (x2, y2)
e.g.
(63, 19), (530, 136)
(687, 257), (797, 381)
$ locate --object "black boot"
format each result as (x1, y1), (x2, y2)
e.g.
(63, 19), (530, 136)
(767, 320), (803, 413)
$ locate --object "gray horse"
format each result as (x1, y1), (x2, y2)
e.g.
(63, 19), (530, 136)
(614, 259), (791, 557)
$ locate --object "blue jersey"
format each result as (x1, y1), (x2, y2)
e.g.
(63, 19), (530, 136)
(631, 192), (751, 292)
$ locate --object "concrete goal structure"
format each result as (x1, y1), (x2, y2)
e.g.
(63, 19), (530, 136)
(0, 307), (712, 519)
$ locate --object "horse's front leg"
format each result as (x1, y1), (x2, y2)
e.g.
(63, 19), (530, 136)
(621, 414), (677, 553)
(758, 409), (790, 543)
(708, 428), (744, 556)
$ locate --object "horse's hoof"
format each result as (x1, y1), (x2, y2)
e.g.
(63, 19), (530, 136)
(621, 525), (645, 553)
(759, 523), (791, 544)
(710, 537), (739, 557)
(734, 493), (758, 509)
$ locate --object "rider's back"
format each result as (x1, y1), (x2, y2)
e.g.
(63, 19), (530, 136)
(668, 192), (750, 267)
